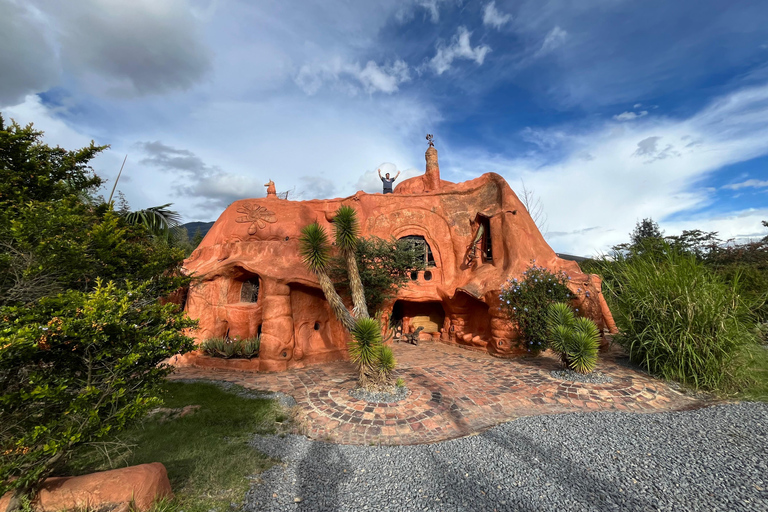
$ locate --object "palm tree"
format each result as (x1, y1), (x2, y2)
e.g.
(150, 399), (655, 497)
(333, 205), (369, 319)
(121, 203), (183, 242)
(299, 222), (355, 331)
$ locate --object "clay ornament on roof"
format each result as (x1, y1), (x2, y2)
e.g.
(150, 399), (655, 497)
(177, 138), (617, 372)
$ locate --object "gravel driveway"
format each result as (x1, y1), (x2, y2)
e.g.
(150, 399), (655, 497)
(245, 402), (768, 512)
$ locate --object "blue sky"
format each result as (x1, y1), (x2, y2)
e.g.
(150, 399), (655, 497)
(2, 0), (767, 255)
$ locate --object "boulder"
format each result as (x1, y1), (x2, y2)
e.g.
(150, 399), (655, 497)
(0, 463), (172, 512)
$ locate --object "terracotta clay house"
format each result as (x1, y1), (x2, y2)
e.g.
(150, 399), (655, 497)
(177, 143), (616, 371)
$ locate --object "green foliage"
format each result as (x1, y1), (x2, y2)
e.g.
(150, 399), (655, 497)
(704, 239), (768, 323)
(377, 345), (397, 383)
(299, 222), (331, 273)
(0, 113), (195, 509)
(333, 205), (359, 254)
(329, 236), (424, 314)
(0, 116), (105, 209)
(200, 336), (260, 359)
(121, 203), (183, 242)
(0, 280), (196, 499)
(499, 261), (573, 353)
(596, 244), (759, 390)
(349, 317), (383, 370)
(545, 303), (600, 374)
(395, 377), (405, 388)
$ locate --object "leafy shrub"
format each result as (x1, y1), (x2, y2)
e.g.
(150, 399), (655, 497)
(546, 302), (600, 374)
(329, 236), (424, 315)
(395, 377), (405, 388)
(0, 280), (196, 505)
(200, 336), (260, 359)
(499, 261), (572, 353)
(597, 245), (759, 390)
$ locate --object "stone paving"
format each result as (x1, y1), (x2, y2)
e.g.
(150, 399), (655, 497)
(169, 341), (709, 446)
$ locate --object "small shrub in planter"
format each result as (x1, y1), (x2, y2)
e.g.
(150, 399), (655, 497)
(200, 336), (260, 359)
(499, 261), (572, 353)
(546, 302), (600, 374)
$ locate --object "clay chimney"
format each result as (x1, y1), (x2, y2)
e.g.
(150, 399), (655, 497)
(424, 144), (441, 192)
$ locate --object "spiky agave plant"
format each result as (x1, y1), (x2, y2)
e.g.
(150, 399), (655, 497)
(333, 205), (369, 319)
(349, 317), (383, 388)
(300, 222), (355, 330)
(546, 302), (600, 374)
(569, 318), (600, 374)
(377, 345), (397, 385)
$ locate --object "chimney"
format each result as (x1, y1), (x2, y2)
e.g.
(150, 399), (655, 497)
(424, 136), (441, 192)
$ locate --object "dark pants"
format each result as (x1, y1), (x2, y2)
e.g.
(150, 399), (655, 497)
(383, 189), (393, 194)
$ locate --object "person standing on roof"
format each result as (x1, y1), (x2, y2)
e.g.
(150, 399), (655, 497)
(378, 168), (400, 194)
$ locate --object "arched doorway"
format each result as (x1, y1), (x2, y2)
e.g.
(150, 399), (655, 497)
(391, 300), (446, 339)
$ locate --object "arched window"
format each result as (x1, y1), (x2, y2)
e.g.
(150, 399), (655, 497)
(400, 235), (436, 267)
(240, 276), (260, 303)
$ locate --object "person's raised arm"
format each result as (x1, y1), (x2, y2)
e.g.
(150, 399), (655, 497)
(377, 168), (382, 179)
(394, 170), (401, 180)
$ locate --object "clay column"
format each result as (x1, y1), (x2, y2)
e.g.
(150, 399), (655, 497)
(258, 278), (295, 371)
(424, 144), (441, 192)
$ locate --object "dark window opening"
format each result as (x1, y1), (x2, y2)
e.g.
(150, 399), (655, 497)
(410, 270), (419, 281)
(257, 324), (262, 336)
(400, 235), (436, 267)
(313, 321), (321, 331)
(424, 270), (432, 281)
(240, 277), (260, 303)
(479, 216), (493, 261)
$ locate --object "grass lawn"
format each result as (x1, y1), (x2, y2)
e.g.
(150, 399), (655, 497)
(64, 381), (292, 512)
(737, 343), (768, 402)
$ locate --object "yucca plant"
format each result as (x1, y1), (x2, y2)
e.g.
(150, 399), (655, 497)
(377, 345), (397, 385)
(546, 302), (600, 374)
(299, 222), (355, 330)
(333, 205), (369, 319)
(349, 317), (383, 388)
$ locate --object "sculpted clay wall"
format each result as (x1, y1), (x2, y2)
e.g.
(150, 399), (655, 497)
(178, 146), (617, 371)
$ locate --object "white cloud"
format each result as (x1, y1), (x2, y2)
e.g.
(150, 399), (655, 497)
(4, 0), (213, 99)
(483, 2), (512, 29)
(396, 0), (453, 23)
(613, 110), (649, 121)
(633, 103), (643, 109)
(443, 82), (768, 255)
(722, 179), (768, 190)
(535, 26), (568, 57)
(295, 58), (410, 95)
(430, 27), (491, 75)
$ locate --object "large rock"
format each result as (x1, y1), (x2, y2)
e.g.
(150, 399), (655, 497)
(0, 463), (173, 512)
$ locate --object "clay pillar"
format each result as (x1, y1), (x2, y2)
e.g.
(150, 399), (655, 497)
(424, 146), (441, 192)
(259, 279), (295, 371)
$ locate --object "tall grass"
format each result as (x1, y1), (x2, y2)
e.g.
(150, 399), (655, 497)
(598, 246), (759, 391)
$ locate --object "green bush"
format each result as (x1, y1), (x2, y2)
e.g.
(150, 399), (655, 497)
(0, 280), (196, 504)
(200, 336), (260, 359)
(329, 236), (424, 315)
(546, 302), (600, 374)
(597, 245), (760, 390)
(499, 261), (573, 353)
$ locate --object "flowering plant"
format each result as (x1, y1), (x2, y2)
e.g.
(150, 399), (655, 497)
(499, 261), (573, 353)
